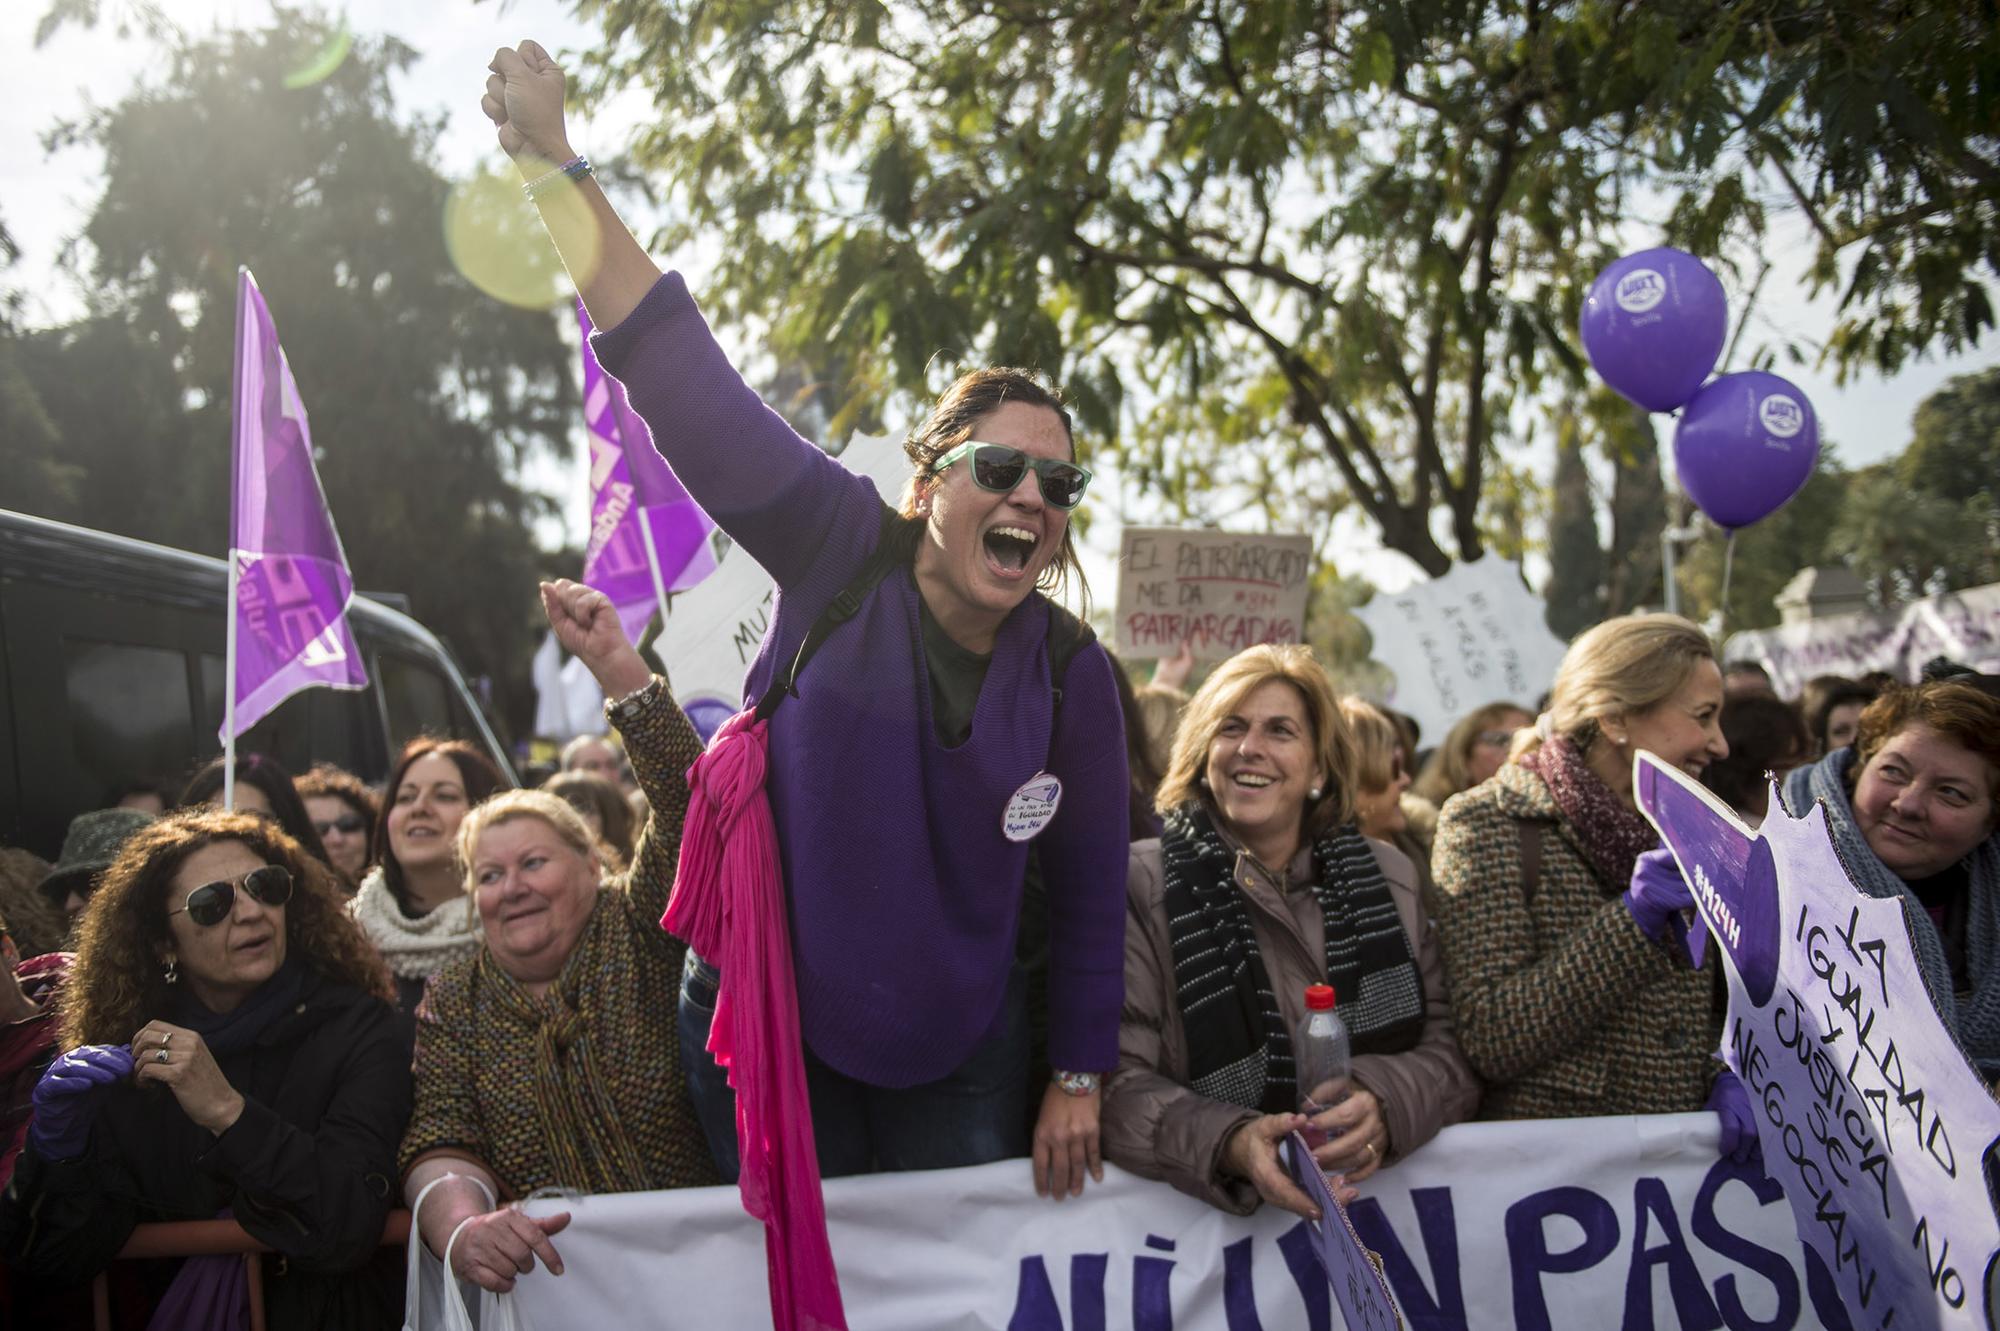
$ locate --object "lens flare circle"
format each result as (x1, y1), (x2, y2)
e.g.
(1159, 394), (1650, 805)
(282, 20), (354, 90)
(443, 158), (597, 310)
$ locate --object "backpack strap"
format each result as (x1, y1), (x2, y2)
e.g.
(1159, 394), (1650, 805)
(1042, 603), (1096, 738)
(1517, 820), (1544, 905)
(754, 503), (921, 722)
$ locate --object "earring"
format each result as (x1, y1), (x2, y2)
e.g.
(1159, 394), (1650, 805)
(1308, 786), (1323, 801)
(162, 955), (179, 985)
(1198, 774), (1209, 789)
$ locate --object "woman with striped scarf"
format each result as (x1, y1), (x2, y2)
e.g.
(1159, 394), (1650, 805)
(1102, 645), (1479, 1218)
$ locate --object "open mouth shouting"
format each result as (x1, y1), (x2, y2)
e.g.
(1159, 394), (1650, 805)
(982, 524), (1041, 580)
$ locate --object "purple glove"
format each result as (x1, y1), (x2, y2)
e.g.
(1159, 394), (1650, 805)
(1623, 847), (1693, 948)
(1707, 1070), (1760, 1164)
(28, 1044), (135, 1161)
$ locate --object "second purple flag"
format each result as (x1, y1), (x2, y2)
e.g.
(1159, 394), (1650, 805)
(579, 302), (716, 642)
(225, 268), (369, 741)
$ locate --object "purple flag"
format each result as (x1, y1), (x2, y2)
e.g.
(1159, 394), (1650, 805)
(579, 303), (716, 642)
(224, 269), (368, 741)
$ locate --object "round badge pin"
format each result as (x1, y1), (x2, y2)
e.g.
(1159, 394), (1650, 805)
(1003, 772), (1064, 842)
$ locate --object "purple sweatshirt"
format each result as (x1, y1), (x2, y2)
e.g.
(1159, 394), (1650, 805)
(595, 274), (1128, 1086)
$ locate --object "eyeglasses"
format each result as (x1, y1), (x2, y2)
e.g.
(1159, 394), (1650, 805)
(168, 865), (294, 927)
(313, 815), (367, 838)
(1476, 730), (1516, 748)
(931, 442), (1093, 510)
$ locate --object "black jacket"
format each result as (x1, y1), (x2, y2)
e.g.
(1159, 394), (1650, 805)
(0, 968), (412, 1329)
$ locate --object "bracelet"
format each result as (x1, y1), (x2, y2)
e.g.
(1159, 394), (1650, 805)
(523, 154), (593, 200)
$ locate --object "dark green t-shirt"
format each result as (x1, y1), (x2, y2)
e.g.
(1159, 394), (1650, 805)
(918, 599), (994, 746)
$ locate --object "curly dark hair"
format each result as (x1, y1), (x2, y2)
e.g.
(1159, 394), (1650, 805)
(295, 763), (383, 868)
(61, 809), (393, 1048)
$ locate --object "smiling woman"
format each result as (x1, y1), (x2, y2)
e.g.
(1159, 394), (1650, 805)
(349, 738), (506, 1035)
(1430, 613), (1735, 1128)
(398, 580), (715, 1294)
(1782, 680), (2000, 1076)
(0, 809), (409, 1328)
(1103, 644), (1478, 1219)
(475, 42), (1131, 1198)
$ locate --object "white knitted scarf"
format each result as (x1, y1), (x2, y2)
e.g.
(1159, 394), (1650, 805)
(349, 866), (481, 980)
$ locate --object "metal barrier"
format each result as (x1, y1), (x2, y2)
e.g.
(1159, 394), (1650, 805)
(89, 1211), (411, 1331)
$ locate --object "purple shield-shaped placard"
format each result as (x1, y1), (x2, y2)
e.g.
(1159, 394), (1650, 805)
(1283, 1133), (1403, 1331)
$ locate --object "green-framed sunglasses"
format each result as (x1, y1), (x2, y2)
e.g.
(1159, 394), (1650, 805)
(931, 441), (1094, 511)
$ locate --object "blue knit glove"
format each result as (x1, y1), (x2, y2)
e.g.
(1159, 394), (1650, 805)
(1708, 1070), (1760, 1165)
(1623, 847), (1693, 948)
(28, 1044), (134, 1161)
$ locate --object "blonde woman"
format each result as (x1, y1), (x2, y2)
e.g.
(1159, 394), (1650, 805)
(401, 580), (714, 1294)
(1430, 615), (1746, 1145)
(1103, 645), (1477, 1219)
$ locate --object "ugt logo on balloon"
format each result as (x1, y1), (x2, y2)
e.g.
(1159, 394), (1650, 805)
(1759, 394), (1806, 440)
(1614, 267), (1667, 314)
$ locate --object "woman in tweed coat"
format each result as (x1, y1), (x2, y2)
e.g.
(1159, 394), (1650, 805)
(399, 581), (715, 1294)
(1431, 614), (1735, 1123)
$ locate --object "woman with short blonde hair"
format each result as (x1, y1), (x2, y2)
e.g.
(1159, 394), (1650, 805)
(1104, 644), (1477, 1220)
(1431, 613), (1737, 1132)
(400, 582), (717, 1295)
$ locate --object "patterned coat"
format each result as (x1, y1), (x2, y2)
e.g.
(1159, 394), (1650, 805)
(1429, 763), (1719, 1120)
(399, 682), (717, 1196)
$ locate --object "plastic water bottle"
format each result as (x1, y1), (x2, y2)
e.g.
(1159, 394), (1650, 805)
(1296, 983), (1351, 1148)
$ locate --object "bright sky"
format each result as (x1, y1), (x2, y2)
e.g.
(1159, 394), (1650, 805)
(7, 0), (1996, 604)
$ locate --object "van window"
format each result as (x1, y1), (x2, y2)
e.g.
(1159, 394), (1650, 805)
(379, 654), (454, 749)
(65, 639), (195, 798)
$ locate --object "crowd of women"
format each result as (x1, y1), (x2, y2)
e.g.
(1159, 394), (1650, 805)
(0, 39), (1995, 1330)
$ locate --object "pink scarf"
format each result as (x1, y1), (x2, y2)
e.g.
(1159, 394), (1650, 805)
(665, 709), (847, 1331)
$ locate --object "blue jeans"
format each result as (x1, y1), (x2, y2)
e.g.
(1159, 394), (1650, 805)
(678, 950), (1030, 1182)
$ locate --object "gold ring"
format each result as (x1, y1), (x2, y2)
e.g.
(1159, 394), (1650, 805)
(1365, 1141), (1377, 1158)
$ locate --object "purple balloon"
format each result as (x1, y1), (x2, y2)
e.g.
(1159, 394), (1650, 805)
(1580, 248), (1728, 411)
(1673, 371), (1819, 529)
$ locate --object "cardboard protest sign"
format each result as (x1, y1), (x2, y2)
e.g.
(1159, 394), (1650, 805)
(1286, 1134), (1404, 1331)
(1355, 557), (1567, 741)
(1114, 527), (1314, 659)
(1634, 753), (2000, 1330)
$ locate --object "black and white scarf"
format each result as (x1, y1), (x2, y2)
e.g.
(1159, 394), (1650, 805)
(1162, 802), (1426, 1113)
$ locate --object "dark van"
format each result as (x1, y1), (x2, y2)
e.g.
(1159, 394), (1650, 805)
(0, 509), (515, 858)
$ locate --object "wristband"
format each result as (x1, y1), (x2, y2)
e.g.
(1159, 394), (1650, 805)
(523, 155), (593, 200)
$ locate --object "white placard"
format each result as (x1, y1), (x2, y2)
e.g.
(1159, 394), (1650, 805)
(1356, 556), (1568, 741)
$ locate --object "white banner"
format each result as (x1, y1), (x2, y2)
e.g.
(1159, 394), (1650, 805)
(410, 1114), (1876, 1331)
(1723, 582), (2000, 699)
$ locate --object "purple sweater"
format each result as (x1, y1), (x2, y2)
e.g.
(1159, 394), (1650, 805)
(595, 274), (1128, 1086)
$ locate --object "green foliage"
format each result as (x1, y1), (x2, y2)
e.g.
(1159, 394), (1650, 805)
(1899, 368), (2000, 503)
(573, 0), (1996, 582)
(5, 15), (574, 733)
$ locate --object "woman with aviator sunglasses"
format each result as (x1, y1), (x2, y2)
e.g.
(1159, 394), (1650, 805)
(1, 810), (411, 1328)
(481, 43), (1130, 1195)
